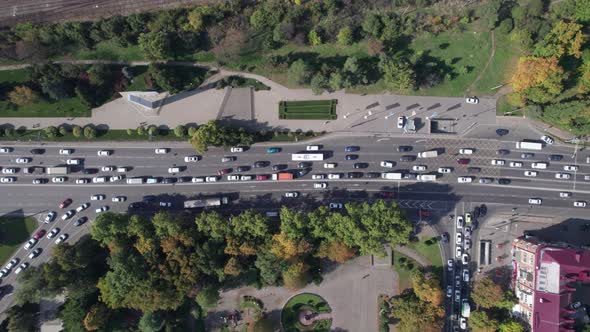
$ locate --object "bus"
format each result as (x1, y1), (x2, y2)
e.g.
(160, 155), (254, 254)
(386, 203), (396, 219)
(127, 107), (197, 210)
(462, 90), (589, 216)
(46, 167), (69, 175)
(291, 153), (324, 161)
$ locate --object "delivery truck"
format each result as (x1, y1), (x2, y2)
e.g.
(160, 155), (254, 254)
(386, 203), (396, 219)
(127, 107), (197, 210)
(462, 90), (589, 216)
(418, 150), (438, 158)
(46, 166), (69, 175)
(291, 153), (324, 161)
(184, 197), (229, 208)
(516, 141), (543, 150)
(272, 172), (294, 181)
(126, 177), (145, 184)
(381, 172), (403, 180)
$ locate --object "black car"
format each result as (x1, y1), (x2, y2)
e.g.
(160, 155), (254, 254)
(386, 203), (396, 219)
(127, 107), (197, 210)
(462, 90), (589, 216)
(521, 153), (534, 159)
(496, 128), (509, 136)
(473, 206), (481, 218)
(74, 217), (87, 226)
(345, 146), (360, 152)
(178, 176), (191, 183)
(397, 146), (412, 152)
(353, 162), (368, 169)
(236, 166), (250, 172)
(496, 178), (511, 185)
(347, 172), (363, 179)
(297, 162), (312, 168)
(162, 177), (177, 184)
(548, 154), (563, 161)
(143, 195), (156, 203)
(366, 172), (380, 178)
(400, 155), (416, 162)
(403, 173), (417, 179)
(496, 149), (510, 155)
(30, 148), (45, 155)
(253, 161), (269, 168)
(83, 168), (99, 174)
(480, 204), (487, 216)
(467, 167), (481, 173)
(272, 164), (287, 171)
(297, 168), (310, 177)
(441, 232), (449, 243)
(345, 154), (358, 160)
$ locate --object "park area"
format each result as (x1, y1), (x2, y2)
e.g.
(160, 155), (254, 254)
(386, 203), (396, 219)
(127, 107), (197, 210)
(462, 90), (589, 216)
(278, 100), (337, 120)
(0, 216), (37, 265)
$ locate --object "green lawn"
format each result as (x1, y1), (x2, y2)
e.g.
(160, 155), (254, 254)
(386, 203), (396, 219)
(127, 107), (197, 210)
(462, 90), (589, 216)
(0, 68), (31, 83)
(407, 236), (443, 267)
(473, 32), (521, 94)
(393, 251), (418, 291)
(0, 97), (90, 118)
(0, 216), (37, 265)
(71, 41), (144, 61)
(125, 66), (150, 91)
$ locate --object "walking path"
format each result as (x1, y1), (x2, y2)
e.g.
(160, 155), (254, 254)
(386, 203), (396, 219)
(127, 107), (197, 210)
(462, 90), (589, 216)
(394, 245), (430, 267)
(468, 30), (496, 96)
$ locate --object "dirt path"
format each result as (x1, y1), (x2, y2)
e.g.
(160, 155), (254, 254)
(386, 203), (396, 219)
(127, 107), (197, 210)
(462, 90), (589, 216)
(467, 30), (496, 96)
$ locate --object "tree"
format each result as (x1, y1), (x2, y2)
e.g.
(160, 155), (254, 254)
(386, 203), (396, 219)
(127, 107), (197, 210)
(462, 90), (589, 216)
(270, 233), (312, 260)
(44, 126), (58, 138)
(498, 320), (526, 332)
(6, 303), (37, 332)
(579, 59), (590, 94)
(83, 125), (97, 139)
(479, 0), (502, 29)
(138, 311), (166, 332)
(138, 31), (171, 61)
(137, 126), (145, 135)
(534, 21), (584, 58)
(72, 125), (82, 137)
(316, 241), (357, 263)
(511, 56), (565, 103)
(188, 126), (197, 136)
(308, 29), (322, 46)
(14, 266), (56, 305)
(471, 277), (505, 309)
(329, 71), (344, 90)
(288, 59), (311, 85)
(4, 128), (14, 137)
(187, 5), (215, 33)
(83, 303), (109, 331)
(212, 28), (246, 64)
(379, 55), (416, 91)
(574, 0), (590, 22)
(337, 27), (353, 46)
(174, 124), (186, 137)
(362, 12), (384, 38)
(310, 73), (328, 95)
(389, 292), (445, 332)
(254, 251), (285, 286)
(411, 270), (444, 306)
(195, 285), (220, 310)
(58, 125), (68, 136)
(8, 86), (39, 106)
(282, 261), (309, 290)
(469, 310), (499, 332)
(224, 257), (243, 276)
(189, 120), (254, 153)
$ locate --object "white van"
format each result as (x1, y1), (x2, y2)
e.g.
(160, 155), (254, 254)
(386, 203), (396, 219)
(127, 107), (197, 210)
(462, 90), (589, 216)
(531, 162), (548, 169)
(92, 176), (107, 183)
(459, 148), (474, 155)
(192, 177), (205, 183)
(306, 145), (320, 151)
(168, 167), (180, 173)
(66, 159), (81, 165)
(146, 177), (159, 184)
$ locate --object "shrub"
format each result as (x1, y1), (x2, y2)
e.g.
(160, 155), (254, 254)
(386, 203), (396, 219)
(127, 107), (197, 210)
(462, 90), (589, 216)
(58, 125), (69, 136)
(72, 125), (82, 137)
(8, 86), (39, 106)
(45, 126), (58, 138)
(4, 128), (15, 137)
(174, 124), (186, 137)
(83, 126), (96, 139)
(187, 126), (197, 136)
(147, 125), (159, 136)
(137, 126), (145, 135)
(337, 27), (353, 46)
(126, 128), (134, 135)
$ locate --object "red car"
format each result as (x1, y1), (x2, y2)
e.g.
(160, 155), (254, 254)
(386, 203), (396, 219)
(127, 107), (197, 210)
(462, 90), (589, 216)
(217, 168), (231, 176)
(59, 198), (72, 208)
(456, 158), (470, 165)
(256, 175), (268, 181)
(33, 229), (46, 240)
(380, 191), (395, 198)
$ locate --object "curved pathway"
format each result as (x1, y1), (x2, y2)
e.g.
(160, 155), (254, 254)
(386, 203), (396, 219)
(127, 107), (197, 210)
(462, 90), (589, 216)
(394, 245), (430, 267)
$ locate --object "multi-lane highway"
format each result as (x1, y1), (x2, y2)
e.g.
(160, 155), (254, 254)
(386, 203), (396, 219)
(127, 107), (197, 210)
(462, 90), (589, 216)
(0, 134), (589, 316)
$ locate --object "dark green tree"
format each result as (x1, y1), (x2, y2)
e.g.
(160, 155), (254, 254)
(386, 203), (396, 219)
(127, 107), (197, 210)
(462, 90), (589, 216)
(138, 31), (172, 60)
(287, 59), (311, 85)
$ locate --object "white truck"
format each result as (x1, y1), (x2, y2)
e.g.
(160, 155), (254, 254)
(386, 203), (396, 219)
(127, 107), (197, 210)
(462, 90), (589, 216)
(184, 197), (229, 208)
(291, 153), (324, 161)
(46, 167), (69, 175)
(417, 174), (437, 182)
(516, 141), (543, 150)
(126, 177), (145, 184)
(381, 172), (403, 180)
(418, 150), (438, 158)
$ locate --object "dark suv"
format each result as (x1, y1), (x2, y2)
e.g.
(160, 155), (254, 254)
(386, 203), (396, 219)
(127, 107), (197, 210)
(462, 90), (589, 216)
(253, 161), (269, 168)
(400, 155), (416, 162)
(397, 146), (412, 152)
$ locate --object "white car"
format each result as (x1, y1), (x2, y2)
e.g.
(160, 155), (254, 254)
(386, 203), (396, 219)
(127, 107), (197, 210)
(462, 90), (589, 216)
(76, 203), (90, 212)
(184, 155), (200, 162)
(230, 147), (244, 153)
(285, 192), (299, 198)
(456, 233), (463, 245)
(574, 201), (587, 208)
(205, 176), (218, 182)
(2, 168), (16, 174)
(524, 171), (537, 177)
(559, 192), (571, 198)
(564, 165), (578, 171)
(91, 194), (106, 201)
(52, 177), (66, 183)
(109, 175), (123, 182)
(15, 157), (31, 164)
(47, 228), (60, 239)
(458, 176), (473, 183)
(464, 239), (472, 250)
(312, 174), (326, 180)
(59, 149), (73, 155)
(227, 175), (240, 181)
(240, 175), (253, 181)
(0, 177), (15, 183)
(66, 159), (81, 165)
(44, 211), (56, 223)
(0, 147), (13, 153)
(412, 165), (427, 171)
(380, 161), (394, 168)
(456, 216), (464, 229)
(55, 234), (68, 245)
(491, 159), (505, 166)
(95, 206), (109, 213)
(323, 163), (337, 169)
(459, 317), (467, 330)
(32, 178), (44, 184)
(97, 150), (111, 156)
(462, 253), (470, 265)
(456, 246), (462, 258)
(328, 173), (341, 180)
(305, 145), (320, 151)
(397, 116), (405, 129)
(314, 182), (328, 189)
(529, 198), (542, 205)
(101, 166), (115, 172)
(168, 167), (181, 173)
(509, 161), (523, 168)
(112, 196), (126, 202)
(465, 96), (479, 104)
(438, 167), (452, 173)
(5, 258), (19, 270)
(76, 178), (89, 184)
(14, 262), (29, 275)
(462, 269), (470, 282)
(24, 238), (37, 250)
(459, 148), (474, 155)
(192, 177), (205, 183)
(555, 173), (571, 180)
(541, 135), (554, 145)
(447, 259), (454, 272)
(116, 167), (129, 173)
(531, 162), (547, 169)
(329, 203), (343, 209)
(155, 148), (169, 154)
(61, 210), (75, 220)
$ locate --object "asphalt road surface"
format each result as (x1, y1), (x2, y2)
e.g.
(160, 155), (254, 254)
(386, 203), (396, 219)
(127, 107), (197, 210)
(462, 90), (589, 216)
(0, 135), (589, 316)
